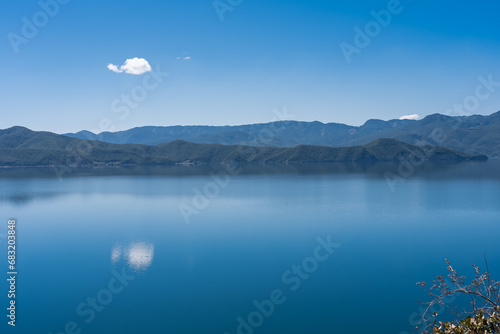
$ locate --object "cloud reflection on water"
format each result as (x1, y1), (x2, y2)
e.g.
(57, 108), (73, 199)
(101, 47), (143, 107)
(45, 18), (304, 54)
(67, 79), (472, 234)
(111, 241), (154, 272)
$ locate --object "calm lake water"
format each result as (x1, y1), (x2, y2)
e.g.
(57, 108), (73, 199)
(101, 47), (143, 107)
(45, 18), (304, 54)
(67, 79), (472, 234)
(1, 161), (500, 334)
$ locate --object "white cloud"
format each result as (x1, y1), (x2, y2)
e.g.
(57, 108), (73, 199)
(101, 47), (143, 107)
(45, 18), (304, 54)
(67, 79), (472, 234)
(176, 56), (191, 60)
(107, 64), (121, 73)
(107, 57), (152, 75)
(399, 114), (419, 120)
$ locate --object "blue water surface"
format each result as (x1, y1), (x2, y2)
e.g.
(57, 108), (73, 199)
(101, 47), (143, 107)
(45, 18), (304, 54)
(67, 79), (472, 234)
(1, 161), (499, 334)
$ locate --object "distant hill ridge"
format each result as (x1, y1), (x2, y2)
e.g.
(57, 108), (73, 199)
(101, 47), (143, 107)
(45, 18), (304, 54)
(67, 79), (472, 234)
(64, 111), (500, 158)
(0, 127), (487, 167)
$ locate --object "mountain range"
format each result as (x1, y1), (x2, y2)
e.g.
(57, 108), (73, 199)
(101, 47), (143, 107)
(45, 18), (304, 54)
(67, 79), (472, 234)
(65, 111), (500, 158)
(0, 126), (487, 167)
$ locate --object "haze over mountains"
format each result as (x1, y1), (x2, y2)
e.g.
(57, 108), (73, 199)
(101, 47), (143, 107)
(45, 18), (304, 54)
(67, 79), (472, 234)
(0, 126), (487, 167)
(65, 111), (500, 158)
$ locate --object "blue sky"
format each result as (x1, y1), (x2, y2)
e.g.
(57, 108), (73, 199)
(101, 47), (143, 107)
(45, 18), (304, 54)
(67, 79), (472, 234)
(1, 0), (500, 133)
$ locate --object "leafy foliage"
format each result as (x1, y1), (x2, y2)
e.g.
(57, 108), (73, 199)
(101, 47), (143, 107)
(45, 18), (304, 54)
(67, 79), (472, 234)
(417, 260), (500, 334)
(432, 310), (500, 333)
